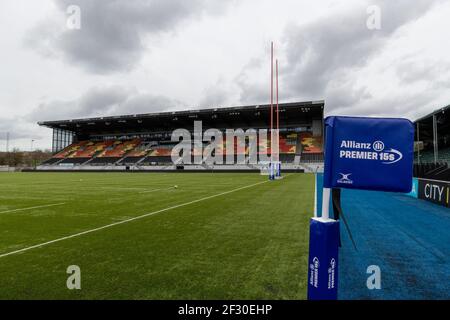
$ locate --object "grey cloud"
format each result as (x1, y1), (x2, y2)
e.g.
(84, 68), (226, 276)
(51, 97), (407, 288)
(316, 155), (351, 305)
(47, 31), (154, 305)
(27, 86), (184, 122)
(123, 93), (184, 114)
(333, 91), (437, 120)
(27, 0), (234, 74)
(282, 0), (441, 103)
(27, 87), (129, 122)
(198, 77), (235, 108)
(199, 87), (230, 108)
(1, 87), (184, 147)
(234, 0), (443, 117)
(236, 58), (268, 105)
(395, 57), (450, 86)
(0, 117), (46, 141)
(0, 120), (25, 139)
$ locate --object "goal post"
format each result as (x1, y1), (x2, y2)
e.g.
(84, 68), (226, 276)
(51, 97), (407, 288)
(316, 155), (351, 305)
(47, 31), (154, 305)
(259, 162), (271, 176)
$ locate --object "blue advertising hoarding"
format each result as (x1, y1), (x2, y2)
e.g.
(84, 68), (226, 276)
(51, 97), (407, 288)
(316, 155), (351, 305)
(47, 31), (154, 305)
(323, 116), (414, 193)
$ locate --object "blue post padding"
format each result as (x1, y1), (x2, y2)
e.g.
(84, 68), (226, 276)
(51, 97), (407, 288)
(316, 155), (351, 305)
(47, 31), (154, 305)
(307, 218), (339, 300)
(276, 162), (281, 177)
(269, 162), (275, 180)
(323, 116), (414, 192)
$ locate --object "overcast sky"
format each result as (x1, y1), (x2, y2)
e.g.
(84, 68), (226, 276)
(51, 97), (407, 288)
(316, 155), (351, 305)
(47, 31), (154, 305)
(1, 0), (450, 151)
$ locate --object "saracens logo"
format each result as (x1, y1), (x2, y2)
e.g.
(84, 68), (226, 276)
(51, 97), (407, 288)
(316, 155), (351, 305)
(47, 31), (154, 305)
(339, 140), (403, 165)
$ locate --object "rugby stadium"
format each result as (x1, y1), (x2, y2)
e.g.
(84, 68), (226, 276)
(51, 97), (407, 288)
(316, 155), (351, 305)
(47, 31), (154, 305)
(0, 102), (448, 301)
(36, 101), (325, 172)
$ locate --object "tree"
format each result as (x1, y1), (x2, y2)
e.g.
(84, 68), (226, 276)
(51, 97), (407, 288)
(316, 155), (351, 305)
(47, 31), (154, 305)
(9, 148), (23, 167)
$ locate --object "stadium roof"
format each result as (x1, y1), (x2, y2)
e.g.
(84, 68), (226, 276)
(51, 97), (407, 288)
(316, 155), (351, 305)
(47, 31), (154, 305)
(415, 104), (450, 123)
(38, 100), (324, 135)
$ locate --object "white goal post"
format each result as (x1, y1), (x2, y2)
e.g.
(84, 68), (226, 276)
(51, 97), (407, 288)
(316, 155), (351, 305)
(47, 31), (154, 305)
(259, 161), (281, 176)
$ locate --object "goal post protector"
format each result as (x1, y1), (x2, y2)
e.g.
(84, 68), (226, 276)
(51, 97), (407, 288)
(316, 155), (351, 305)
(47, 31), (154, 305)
(307, 217), (339, 300)
(268, 161), (281, 181)
(276, 161), (282, 179)
(272, 161), (282, 180)
(307, 116), (414, 300)
(308, 122), (339, 300)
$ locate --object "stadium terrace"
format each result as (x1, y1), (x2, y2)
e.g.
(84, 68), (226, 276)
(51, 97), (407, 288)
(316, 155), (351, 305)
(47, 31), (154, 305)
(171, 123), (276, 165)
(37, 101), (325, 172)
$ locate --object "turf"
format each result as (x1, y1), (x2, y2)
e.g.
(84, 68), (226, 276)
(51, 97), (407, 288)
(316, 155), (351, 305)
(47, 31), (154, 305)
(316, 174), (450, 300)
(0, 172), (313, 299)
(338, 188), (450, 300)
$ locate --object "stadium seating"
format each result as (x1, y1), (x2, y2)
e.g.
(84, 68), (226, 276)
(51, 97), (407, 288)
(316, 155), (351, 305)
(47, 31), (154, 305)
(97, 139), (141, 158)
(53, 141), (88, 159)
(40, 131), (324, 167)
(147, 145), (174, 157)
(138, 143), (176, 165)
(118, 156), (145, 165)
(70, 140), (115, 158)
(41, 158), (62, 165)
(279, 133), (298, 154)
(279, 154), (296, 163)
(414, 162), (450, 181)
(89, 157), (121, 165)
(415, 146), (450, 164)
(439, 147), (450, 163)
(140, 156), (173, 165)
(300, 153), (324, 162)
(59, 157), (91, 165)
(42, 141), (89, 164)
(299, 132), (323, 154)
(118, 141), (156, 164)
(78, 139), (143, 165)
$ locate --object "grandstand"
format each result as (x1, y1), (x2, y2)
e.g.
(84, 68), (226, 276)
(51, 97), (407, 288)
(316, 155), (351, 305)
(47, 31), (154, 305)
(37, 101), (324, 171)
(414, 104), (450, 181)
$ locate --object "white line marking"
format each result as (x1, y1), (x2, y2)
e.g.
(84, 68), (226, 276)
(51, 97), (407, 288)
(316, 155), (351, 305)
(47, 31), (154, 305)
(139, 186), (176, 194)
(102, 187), (148, 191)
(0, 203), (66, 214)
(0, 179), (275, 259)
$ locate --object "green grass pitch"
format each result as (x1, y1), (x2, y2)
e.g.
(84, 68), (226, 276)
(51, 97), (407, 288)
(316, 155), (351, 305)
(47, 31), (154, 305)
(0, 172), (313, 299)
